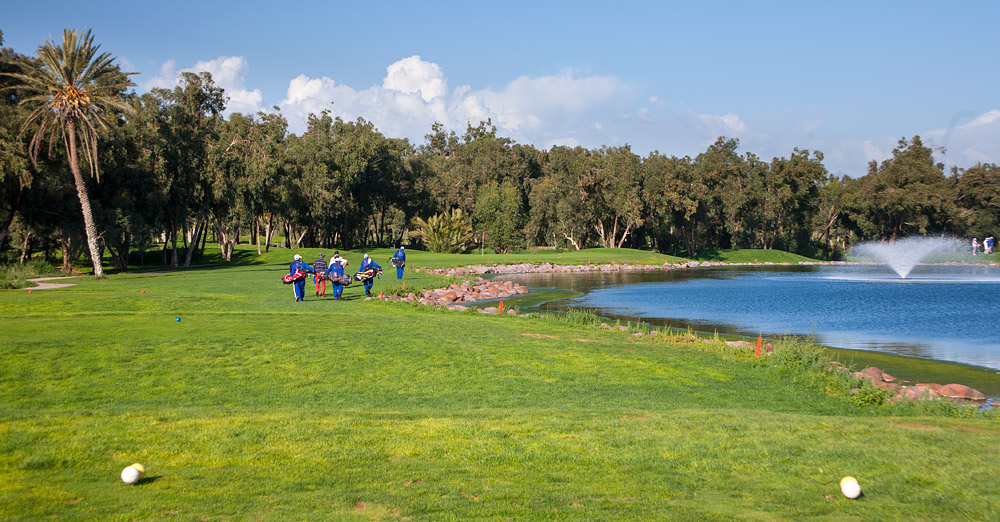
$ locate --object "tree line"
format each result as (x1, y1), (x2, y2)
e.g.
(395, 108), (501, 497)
(2, 30), (998, 276)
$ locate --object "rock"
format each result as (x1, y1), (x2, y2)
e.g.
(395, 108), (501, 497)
(618, 326), (629, 332)
(448, 305), (468, 311)
(876, 381), (901, 393)
(914, 383), (943, 398)
(858, 366), (884, 383)
(599, 323), (612, 330)
(882, 372), (897, 382)
(633, 332), (643, 337)
(725, 341), (752, 349)
(479, 306), (499, 314)
(939, 383), (987, 401)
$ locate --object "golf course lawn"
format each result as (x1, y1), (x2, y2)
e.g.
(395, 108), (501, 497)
(2, 247), (998, 520)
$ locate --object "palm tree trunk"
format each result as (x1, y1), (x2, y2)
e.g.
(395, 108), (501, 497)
(66, 121), (104, 278)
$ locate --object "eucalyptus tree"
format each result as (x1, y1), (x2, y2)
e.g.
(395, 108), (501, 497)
(213, 111), (287, 258)
(529, 146), (596, 250)
(433, 120), (539, 213)
(845, 136), (952, 241)
(749, 149), (826, 250)
(952, 162), (1000, 238)
(473, 181), (526, 253)
(2, 29), (134, 276)
(150, 72), (226, 267)
(590, 145), (644, 248)
(641, 152), (697, 254)
(0, 38), (32, 251)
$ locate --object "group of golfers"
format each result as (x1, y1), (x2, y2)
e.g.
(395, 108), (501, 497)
(287, 247), (406, 302)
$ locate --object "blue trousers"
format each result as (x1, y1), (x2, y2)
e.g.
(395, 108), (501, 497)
(293, 280), (305, 301)
(363, 279), (374, 295)
(397, 267), (404, 279)
(333, 284), (343, 300)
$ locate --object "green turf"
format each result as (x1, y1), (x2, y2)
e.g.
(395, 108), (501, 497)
(2, 246), (998, 520)
(691, 248), (818, 264)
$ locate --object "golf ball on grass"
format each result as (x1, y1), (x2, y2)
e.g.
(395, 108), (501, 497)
(840, 476), (862, 499)
(121, 463), (145, 484)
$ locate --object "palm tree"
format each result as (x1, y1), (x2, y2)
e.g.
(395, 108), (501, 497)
(3, 29), (133, 277)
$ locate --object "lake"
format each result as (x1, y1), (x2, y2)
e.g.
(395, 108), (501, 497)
(503, 264), (1000, 371)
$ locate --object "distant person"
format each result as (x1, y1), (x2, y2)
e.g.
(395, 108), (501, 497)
(332, 251), (348, 270)
(986, 237), (995, 254)
(325, 257), (346, 300)
(972, 238), (980, 255)
(289, 254), (314, 302)
(312, 253), (328, 297)
(392, 246), (406, 279)
(359, 253), (382, 296)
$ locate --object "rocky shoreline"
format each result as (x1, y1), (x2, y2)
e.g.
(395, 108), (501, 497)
(420, 259), (999, 277)
(843, 364), (987, 404)
(367, 277), (530, 312)
(373, 260), (994, 406)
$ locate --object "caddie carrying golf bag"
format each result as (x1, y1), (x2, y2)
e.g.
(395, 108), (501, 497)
(282, 270), (307, 284)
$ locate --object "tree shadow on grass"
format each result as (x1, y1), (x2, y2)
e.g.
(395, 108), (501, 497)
(694, 249), (725, 262)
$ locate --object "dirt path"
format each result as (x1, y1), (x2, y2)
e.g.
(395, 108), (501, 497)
(25, 276), (82, 290)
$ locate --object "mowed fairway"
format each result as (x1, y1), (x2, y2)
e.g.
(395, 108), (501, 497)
(1, 250), (999, 520)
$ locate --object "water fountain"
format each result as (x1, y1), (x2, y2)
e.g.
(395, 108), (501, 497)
(850, 236), (962, 279)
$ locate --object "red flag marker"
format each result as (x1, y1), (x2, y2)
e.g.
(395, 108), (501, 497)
(755, 336), (762, 357)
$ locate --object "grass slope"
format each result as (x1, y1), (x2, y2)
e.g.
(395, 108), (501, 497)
(2, 248), (998, 520)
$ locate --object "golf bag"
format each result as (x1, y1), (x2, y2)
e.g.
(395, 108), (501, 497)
(318, 273), (352, 286)
(390, 257), (405, 269)
(282, 270), (308, 284)
(353, 268), (382, 281)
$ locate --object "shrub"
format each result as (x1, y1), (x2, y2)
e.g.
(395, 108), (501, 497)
(0, 259), (60, 289)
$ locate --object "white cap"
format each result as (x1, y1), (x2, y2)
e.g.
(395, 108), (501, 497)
(364, 254), (369, 259)
(293, 254), (301, 260)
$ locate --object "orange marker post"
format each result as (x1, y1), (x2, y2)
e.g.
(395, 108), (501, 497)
(402, 282), (406, 290)
(379, 292), (384, 301)
(499, 301), (504, 314)
(755, 336), (762, 357)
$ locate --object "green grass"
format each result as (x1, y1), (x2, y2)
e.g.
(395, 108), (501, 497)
(2, 247), (999, 520)
(692, 249), (818, 264)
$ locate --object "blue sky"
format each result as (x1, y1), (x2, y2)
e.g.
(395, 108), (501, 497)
(5, 1), (998, 176)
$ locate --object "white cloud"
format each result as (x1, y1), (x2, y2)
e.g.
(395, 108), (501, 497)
(637, 107), (654, 123)
(924, 109), (1000, 168)
(684, 111), (748, 141)
(142, 59), (178, 90)
(861, 140), (890, 164)
(140, 56), (265, 116)
(278, 58), (628, 142)
(546, 137), (580, 149)
(382, 55), (447, 102)
(649, 95), (664, 106)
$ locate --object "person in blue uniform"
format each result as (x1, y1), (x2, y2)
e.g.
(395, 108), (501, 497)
(289, 254), (314, 302)
(359, 254), (381, 296)
(392, 246), (406, 279)
(324, 257), (346, 300)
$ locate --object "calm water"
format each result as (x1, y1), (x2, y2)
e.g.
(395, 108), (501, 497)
(504, 264), (1000, 371)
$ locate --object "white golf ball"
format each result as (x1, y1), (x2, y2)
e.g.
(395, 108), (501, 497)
(840, 476), (862, 499)
(121, 465), (141, 484)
